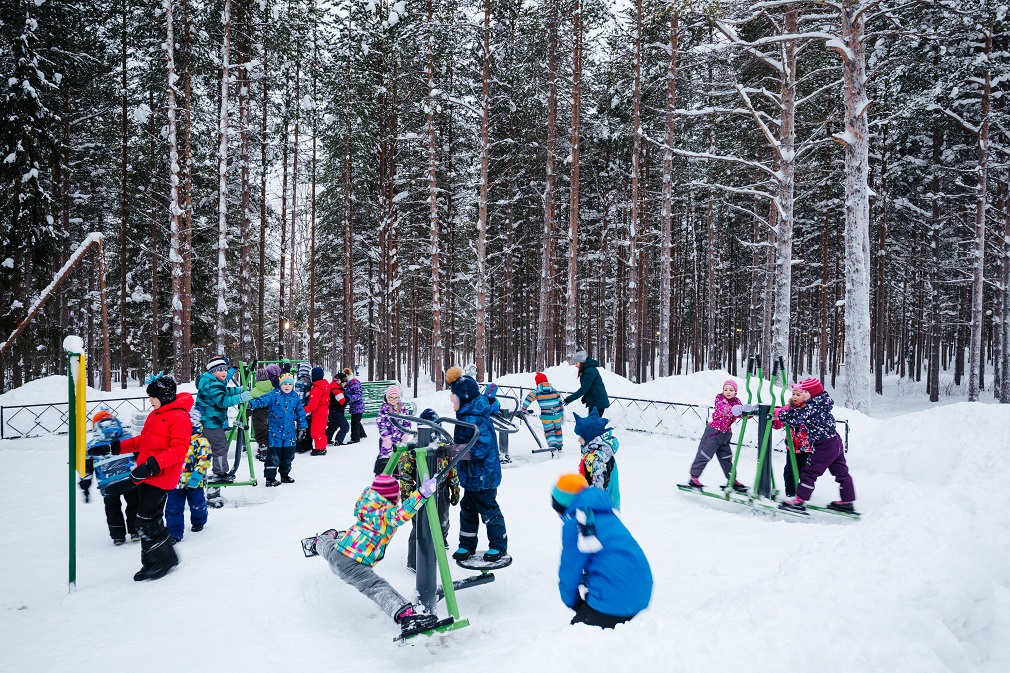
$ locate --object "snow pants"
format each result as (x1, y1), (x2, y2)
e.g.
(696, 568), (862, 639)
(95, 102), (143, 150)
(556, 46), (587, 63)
(317, 537), (410, 621)
(104, 489), (139, 542)
(310, 412), (328, 451)
(265, 445), (296, 481)
(350, 413), (366, 443)
(165, 487), (208, 541)
(203, 427), (230, 478)
(459, 487), (507, 553)
(541, 409), (564, 450)
(570, 598), (633, 629)
(327, 411), (349, 445)
(690, 426), (734, 480)
(251, 408), (269, 451)
(783, 452), (811, 498)
(136, 483), (178, 572)
(796, 435), (855, 502)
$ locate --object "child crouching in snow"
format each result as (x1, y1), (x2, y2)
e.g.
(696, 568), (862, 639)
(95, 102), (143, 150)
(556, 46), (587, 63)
(775, 378), (856, 513)
(304, 473), (440, 636)
(552, 474), (652, 629)
(773, 384), (812, 498)
(686, 380), (747, 492)
(573, 410), (621, 510)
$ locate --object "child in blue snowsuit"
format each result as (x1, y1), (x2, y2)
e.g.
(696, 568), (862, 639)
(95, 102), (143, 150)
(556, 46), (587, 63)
(445, 366), (508, 563)
(248, 372), (308, 486)
(573, 410), (621, 510)
(551, 473), (652, 628)
(166, 409), (212, 542)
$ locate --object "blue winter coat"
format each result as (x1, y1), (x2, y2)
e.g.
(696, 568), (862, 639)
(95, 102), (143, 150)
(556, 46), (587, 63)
(345, 378), (365, 415)
(453, 394), (501, 492)
(248, 388), (308, 447)
(194, 372), (246, 429)
(558, 487), (652, 619)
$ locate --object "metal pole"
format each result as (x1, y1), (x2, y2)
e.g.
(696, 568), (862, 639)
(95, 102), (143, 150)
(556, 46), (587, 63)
(67, 354), (76, 590)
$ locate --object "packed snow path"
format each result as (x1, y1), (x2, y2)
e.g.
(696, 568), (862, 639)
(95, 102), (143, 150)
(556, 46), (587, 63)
(1, 376), (1008, 672)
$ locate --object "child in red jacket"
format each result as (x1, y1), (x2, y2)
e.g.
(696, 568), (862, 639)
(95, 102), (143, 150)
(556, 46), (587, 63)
(304, 367), (331, 456)
(102, 374), (193, 581)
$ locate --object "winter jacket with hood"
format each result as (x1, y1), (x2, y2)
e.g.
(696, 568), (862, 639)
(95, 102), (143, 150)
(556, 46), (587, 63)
(118, 392), (195, 491)
(579, 429), (621, 510)
(248, 388), (308, 447)
(336, 488), (425, 566)
(376, 401), (411, 455)
(345, 377), (365, 415)
(563, 358), (610, 411)
(708, 393), (741, 433)
(194, 372), (246, 429)
(304, 379), (331, 418)
(557, 486), (652, 619)
(454, 393), (501, 492)
(328, 380), (347, 418)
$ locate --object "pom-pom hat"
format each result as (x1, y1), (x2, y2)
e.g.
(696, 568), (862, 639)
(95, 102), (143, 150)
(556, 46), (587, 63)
(206, 355), (229, 373)
(551, 473), (589, 513)
(279, 372), (295, 385)
(535, 372), (549, 386)
(371, 475), (400, 503)
(798, 377), (824, 397)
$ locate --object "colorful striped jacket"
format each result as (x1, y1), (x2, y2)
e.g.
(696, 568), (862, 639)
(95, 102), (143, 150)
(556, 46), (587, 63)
(176, 433), (212, 489)
(521, 383), (564, 415)
(336, 488), (425, 566)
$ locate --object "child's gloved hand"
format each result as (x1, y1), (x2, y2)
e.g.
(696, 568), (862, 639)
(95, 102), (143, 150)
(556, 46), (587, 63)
(297, 427), (308, 442)
(131, 456), (161, 482)
(239, 390), (252, 403)
(186, 473), (203, 489)
(449, 483), (460, 506)
(419, 476), (437, 498)
(732, 404), (759, 415)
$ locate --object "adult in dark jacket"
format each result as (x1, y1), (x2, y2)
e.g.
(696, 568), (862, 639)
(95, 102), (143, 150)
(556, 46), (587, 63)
(551, 473), (652, 628)
(326, 372), (350, 445)
(564, 349), (610, 417)
(101, 375), (193, 581)
(344, 368), (367, 443)
(446, 366), (507, 563)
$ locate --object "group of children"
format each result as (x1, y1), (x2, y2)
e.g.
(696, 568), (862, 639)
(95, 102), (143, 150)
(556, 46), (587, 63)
(686, 376), (857, 513)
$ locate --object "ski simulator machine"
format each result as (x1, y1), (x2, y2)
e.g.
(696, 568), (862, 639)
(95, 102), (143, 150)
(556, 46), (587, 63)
(381, 412), (513, 642)
(677, 355), (860, 523)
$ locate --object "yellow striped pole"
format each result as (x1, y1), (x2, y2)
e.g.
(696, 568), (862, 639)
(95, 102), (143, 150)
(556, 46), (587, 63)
(65, 336), (86, 590)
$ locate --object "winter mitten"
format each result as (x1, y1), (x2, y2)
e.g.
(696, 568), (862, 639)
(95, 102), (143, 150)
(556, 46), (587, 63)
(88, 443), (112, 457)
(110, 437), (121, 455)
(419, 476), (437, 498)
(297, 427), (308, 442)
(130, 456), (161, 481)
(448, 483), (460, 506)
(239, 390), (252, 403)
(186, 473), (203, 489)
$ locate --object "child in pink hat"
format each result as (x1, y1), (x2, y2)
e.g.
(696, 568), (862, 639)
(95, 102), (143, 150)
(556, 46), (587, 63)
(685, 380), (748, 492)
(374, 385), (411, 475)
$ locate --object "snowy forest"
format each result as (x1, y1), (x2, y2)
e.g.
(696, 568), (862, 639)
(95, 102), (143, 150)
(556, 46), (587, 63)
(0, 0), (1008, 411)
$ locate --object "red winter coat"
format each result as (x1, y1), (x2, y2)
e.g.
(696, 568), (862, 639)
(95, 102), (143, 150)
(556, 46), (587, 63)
(304, 380), (331, 418)
(328, 379), (347, 415)
(119, 392), (194, 490)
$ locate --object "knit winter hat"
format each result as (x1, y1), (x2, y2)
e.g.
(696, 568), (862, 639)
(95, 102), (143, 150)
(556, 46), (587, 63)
(371, 474), (400, 503)
(535, 372), (549, 386)
(91, 408), (115, 428)
(146, 374), (177, 405)
(342, 367), (353, 377)
(336, 372), (348, 383)
(798, 377), (824, 397)
(570, 349), (588, 364)
(484, 383), (499, 399)
(573, 410), (610, 444)
(790, 383), (804, 393)
(265, 364), (281, 377)
(723, 379), (738, 391)
(311, 367), (325, 382)
(450, 374), (480, 407)
(385, 384), (402, 399)
(279, 372), (295, 385)
(256, 368), (269, 382)
(189, 408), (202, 432)
(552, 473), (589, 514)
(206, 355), (229, 373)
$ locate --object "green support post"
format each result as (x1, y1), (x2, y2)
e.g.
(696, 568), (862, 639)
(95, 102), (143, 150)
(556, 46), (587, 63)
(776, 357), (801, 494)
(67, 353), (76, 590)
(728, 356), (757, 489)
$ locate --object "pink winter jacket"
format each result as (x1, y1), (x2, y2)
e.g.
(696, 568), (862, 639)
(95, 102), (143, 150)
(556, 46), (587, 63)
(708, 394), (740, 433)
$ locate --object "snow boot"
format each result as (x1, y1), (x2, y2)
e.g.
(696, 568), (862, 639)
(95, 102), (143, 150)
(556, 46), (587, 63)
(826, 501), (856, 513)
(191, 524), (204, 533)
(722, 480), (748, 494)
(779, 496), (807, 513)
(685, 476), (704, 490)
(452, 548), (475, 561)
(281, 474), (295, 484)
(310, 449), (327, 456)
(301, 528), (340, 558)
(113, 538), (125, 546)
(483, 549), (504, 563)
(265, 479), (280, 487)
(131, 532), (141, 542)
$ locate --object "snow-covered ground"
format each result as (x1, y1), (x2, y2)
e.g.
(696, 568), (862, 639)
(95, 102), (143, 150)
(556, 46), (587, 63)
(1, 369), (1008, 673)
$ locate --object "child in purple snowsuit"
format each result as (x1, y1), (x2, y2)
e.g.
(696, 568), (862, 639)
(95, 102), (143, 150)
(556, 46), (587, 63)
(374, 385), (411, 475)
(343, 368), (367, 444)
(776, 378), (856, 513)
(686, 380), (747, 492)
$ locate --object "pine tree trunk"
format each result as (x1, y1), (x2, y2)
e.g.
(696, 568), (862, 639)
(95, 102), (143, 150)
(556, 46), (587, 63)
(875, 122), (888, 395)
(426, 0), (443, 389)
(258, 0), (269, 359)
(475, 0), (491, 380)
(968, 23), (992, 401)
(627, 0), (643, 382)
(119, 0), (128, 388)
(659, 11), (677, 377)
(343, 7), (354, 367)
(308, 19), (318, 364)
(166, 0), (185, 382)
(537, 0), (559, 370)
(289, 55), (300, 360)
(836, 2), (872, 411)
(564, 0), (582, 358)
(237, 0), (252, 362)
(181, 0), (194, 380)
(215, 0), (231, 356)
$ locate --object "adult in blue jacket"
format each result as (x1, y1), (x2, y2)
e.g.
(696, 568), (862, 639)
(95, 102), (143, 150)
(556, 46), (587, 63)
(248, 372), (308, 486)
(551, 473), (652, 628)
(446, 366), (507, 564)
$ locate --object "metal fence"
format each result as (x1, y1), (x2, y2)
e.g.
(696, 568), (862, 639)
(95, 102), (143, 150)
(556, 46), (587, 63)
(492, 384), (849, 451)
(0, 396), (151, 440)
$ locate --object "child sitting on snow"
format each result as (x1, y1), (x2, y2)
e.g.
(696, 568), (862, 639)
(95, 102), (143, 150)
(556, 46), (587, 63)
(686, 380), (747, 492)
(166, 409), (212, 542)
(552, 473), (652, 628)
(573, 410), (621, 510)
(773, 384), (812, 499)
(302, 473), (440, 637)
(520, 372), (564, 452)
(775, 378), (856, 513)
